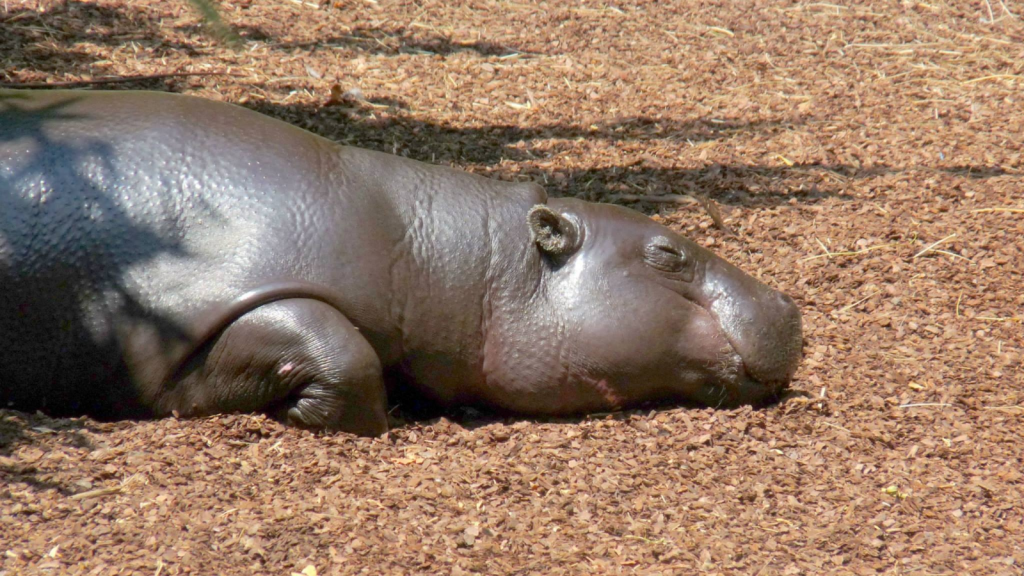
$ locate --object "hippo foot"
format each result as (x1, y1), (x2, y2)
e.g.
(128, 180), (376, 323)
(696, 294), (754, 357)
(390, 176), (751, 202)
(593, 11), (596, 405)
(279, 380), (389, 437)
(159, 298), (388, 436)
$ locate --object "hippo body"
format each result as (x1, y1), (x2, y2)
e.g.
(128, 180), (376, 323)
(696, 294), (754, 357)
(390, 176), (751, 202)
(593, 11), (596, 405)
(0, 90), (802, 435)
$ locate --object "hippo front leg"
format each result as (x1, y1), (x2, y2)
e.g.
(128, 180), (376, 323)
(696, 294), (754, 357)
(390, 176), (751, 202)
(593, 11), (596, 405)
(157, 299), (388, 436)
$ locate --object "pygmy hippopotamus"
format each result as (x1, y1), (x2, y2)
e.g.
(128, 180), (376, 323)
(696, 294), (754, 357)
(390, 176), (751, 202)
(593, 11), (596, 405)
(0, 89), (802, 436)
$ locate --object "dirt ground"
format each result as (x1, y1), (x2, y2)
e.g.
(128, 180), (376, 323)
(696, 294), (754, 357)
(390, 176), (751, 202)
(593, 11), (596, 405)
(1, 0), (1023, 574)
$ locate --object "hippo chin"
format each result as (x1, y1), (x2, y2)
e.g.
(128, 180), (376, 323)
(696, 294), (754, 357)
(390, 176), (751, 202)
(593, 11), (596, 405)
(0, 89), (802, 436)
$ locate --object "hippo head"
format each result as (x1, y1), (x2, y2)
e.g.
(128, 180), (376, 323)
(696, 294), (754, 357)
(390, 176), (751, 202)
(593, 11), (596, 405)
(524, 198), (803, 410)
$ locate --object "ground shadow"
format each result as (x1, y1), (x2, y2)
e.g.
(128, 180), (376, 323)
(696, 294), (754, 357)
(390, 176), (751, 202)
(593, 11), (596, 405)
(384, 390), (785, 435)
(0, 1), (203, 81)
(245, 99), (845, 207)
(0, 408), (102, 495)
(232, 25), (526, 57)
(3, 1), (1005, 210)
(0, 1), (529, 85)
(0, 410), (96, 456)
(247, 99), (1008, 208)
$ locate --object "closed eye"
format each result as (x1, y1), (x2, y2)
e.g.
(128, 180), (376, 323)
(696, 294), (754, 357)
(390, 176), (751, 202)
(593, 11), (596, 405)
(643, 237), (694, 281)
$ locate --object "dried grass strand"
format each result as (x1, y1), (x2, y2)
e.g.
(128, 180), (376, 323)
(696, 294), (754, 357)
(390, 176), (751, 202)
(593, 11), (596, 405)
(912, 233), (956, 259)
(970, 207), (1024, 213)
(835, 289), (882, 314)
(69, 474), (147, 501)
(801, 243), (894, 262)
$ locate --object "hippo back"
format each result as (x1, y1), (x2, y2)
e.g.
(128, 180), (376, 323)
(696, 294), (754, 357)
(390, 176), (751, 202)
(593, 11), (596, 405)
(0, 90), (392, 415)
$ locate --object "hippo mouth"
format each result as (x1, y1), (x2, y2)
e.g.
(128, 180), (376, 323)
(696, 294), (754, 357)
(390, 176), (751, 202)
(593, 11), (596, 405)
(717, 328), (802, 407)
(727, 362), (789, 406)
(693, 349), (789, 408)
(688, 316), (795, 409)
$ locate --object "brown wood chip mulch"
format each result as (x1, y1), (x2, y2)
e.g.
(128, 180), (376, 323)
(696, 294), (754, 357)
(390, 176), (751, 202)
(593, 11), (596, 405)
(1, 0), (1022, 574)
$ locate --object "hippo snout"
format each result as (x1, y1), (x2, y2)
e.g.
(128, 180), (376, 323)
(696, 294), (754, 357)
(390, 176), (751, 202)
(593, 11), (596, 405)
(705, 261), (804, 392)
(742, 291), (803, 385)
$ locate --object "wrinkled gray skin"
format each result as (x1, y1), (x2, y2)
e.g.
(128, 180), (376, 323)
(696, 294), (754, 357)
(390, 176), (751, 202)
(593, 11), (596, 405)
(0, 90), (802, 436)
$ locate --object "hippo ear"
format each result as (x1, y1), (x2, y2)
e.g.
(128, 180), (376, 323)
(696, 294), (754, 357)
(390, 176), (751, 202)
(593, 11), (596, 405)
(528, 205), (581, 258)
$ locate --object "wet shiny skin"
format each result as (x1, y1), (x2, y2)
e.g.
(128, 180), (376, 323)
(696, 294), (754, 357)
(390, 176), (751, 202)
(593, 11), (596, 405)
(0, 89), (802, 435)
(534, 199), (803, 410)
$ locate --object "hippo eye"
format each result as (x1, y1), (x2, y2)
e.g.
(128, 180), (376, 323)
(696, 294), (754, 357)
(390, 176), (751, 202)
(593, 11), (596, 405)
(644, 237), (692, 279)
